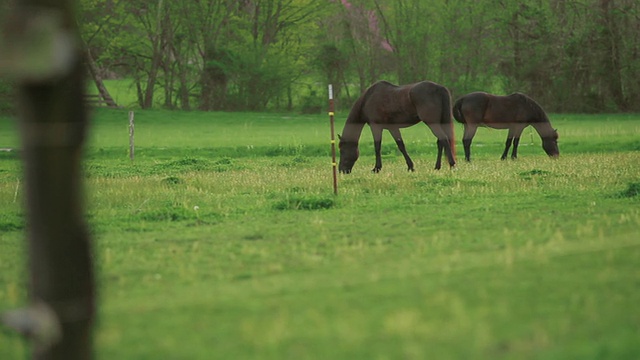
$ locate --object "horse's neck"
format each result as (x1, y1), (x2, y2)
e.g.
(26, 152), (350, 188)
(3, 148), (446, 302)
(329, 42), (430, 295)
(342, 95), (367, 143)
(342, 120), (365, 143)
(531, 121), (554, 138)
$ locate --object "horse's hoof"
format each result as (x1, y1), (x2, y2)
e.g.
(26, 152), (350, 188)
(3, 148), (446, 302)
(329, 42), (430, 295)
(372, 168), (381, 173)
(408, 168), (415, 172)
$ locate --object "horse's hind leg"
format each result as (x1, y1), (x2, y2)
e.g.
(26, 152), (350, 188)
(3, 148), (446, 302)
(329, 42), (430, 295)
(435, 140), (444, 170)
(462, 124), (478, 162)
(424, 123), (455, 170)
(388, 128), (414, 171)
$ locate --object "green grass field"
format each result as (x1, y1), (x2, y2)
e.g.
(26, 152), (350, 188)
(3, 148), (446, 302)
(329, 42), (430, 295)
(1, 109), (639, 359)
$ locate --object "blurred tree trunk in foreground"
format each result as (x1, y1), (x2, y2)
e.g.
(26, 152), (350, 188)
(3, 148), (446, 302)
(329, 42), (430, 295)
(0, 0), (96, 358)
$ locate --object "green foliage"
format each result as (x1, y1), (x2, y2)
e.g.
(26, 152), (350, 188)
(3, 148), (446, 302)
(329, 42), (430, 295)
(273, 195), (336, 210)
(161, 176), (183, 185)
(280, 155), (310, 168)
(155, 157), (211, 172)
(618, 182), (640, 199)
(0, 212), (23, 232)
(137, 203), (191, 222)
(76, 0), (640, 112)
(298, 89), (324, 114)
(1, 109), (639, 358)
(518, 169), (552, 181)
(0, 79), (15, 115)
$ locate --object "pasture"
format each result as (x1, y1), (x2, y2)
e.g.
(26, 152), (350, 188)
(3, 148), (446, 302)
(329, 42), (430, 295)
(0, 109), (639, 359)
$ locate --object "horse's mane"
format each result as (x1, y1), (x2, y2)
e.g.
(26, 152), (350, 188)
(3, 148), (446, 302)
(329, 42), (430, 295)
(345, 87), (373, 125)
(517, 93), (549, 123)
(345, 81), (389, 124)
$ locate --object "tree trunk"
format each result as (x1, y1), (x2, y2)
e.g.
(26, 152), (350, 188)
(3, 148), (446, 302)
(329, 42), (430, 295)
(599, 0), (627, 110)
(143, 52), (161, 109)
(199, 44), (228, 111)
(176, 58), (191, 110)
(4, 0), (96, 358)
(142, 0), (166, 109)
(85, 48), (118, 108)
(162, 9), (174, 109)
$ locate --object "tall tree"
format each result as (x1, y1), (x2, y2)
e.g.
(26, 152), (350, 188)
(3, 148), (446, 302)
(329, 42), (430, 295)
(335, 0), (393, 93)
(175, 0), (237, 110)
(232, 0), (323, 110)
(127, 0), (168, 109)
(74, 0), (640, 112)
(77, 0), (121, 107)
(596, 0), (627, 110)
(374, 0), (429, 84)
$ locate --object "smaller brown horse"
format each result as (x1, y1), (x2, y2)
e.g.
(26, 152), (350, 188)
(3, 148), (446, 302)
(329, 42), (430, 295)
(338, 80), (456, 173)
(453, 92), (559, 161)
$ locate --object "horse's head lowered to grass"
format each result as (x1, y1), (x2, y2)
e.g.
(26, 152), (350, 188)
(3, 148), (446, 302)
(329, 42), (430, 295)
(338, 134), (359, 174)
(542, 129), (560, 158)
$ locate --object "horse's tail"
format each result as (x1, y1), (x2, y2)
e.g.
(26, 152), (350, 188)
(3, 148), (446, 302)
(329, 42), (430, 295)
(439, 86), (453, 127)
(452, 97), (465, 124)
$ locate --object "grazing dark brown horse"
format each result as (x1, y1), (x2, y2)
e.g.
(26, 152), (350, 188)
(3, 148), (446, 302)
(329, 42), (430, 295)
(453, 92), (559, 161)
(338, 81), (456, 174)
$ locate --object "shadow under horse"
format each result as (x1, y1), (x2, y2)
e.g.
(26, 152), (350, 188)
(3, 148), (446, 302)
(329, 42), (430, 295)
(453, 92), (559, 161)
(338, 81), (456, 173)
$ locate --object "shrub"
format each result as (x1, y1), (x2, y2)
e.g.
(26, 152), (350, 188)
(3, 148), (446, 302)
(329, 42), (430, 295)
(618, 182), (640, 198)
(0, 79), (16, 115)
(273, 195), (336, 210)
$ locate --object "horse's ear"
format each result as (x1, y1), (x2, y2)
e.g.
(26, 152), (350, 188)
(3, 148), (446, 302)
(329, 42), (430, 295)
(337, 134), (342, 140)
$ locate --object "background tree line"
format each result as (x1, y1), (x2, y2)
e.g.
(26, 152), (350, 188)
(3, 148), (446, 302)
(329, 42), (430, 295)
(2, 0), (639, 114)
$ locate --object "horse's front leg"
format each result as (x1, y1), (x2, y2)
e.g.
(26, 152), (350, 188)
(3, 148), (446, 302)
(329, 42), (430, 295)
(371, 125), (383, 173)
(511, 137), (520, 159)
(389, 128), (414, 171)
(501, 128), (516, 160)
(510, 126), (526, 159)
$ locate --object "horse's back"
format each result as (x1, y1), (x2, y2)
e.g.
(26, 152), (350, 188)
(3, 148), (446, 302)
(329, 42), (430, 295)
(411, 80), (445, 91)
(457, 91), (546, 125)
(364, 80), (444, 102)
(455, 92), (491, 124)
(458, 92), (491, 105)
(409, 81), (452, 125)
(361, 81), (414, 121)
(357, 80), (451, 126)
(409, 81), (448, 102)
